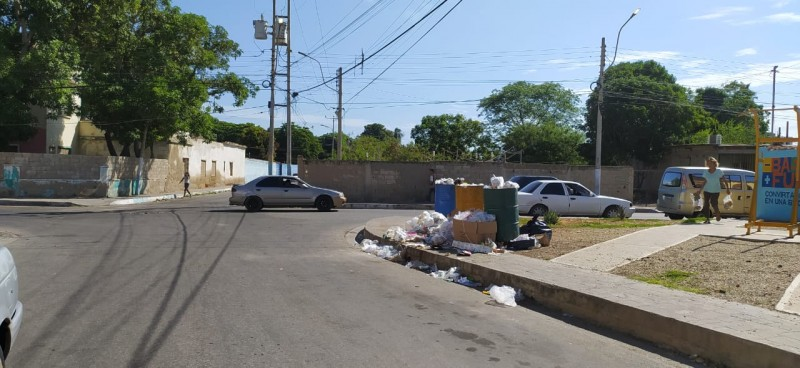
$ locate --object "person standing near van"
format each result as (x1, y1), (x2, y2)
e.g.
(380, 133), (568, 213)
(696, 157), (730, 223)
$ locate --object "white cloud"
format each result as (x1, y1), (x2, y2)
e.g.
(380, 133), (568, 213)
(678, 59), (800, 90)
(773, 0), (792, 8)
(679, 59), (711, 69)
(736, 48), (758, 57)
(690, 7), (751, 20)
(766, 12), (800, 22)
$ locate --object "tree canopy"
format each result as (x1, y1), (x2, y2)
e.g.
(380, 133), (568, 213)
(359, 123), (396, 141)
(274, 122), (323, 162)
(502, 122), (586, 164)
(411, 114), (492, 160)
(478, 81), (582, 137)
(694, 81), (767, 133)
(0, 0), (79, 149)
(584, 61), (698, 165)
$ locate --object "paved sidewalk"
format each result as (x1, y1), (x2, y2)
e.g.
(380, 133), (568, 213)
(0, 187), (231, 207)
(361, 216), (800, 368)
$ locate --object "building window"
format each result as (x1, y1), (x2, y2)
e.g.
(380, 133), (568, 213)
(229, 162), (233, 176)
(182, 158), (189, 173)
(201, 160), (207, 177)
(211, 161), (217, 177)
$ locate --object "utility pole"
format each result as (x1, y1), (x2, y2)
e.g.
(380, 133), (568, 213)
(268, 5), (277, 175)
(285, 0), (292, 175)
(336, 67), (343, 160)
(594, 37), (606, 195)
(771, 65), (778, 135)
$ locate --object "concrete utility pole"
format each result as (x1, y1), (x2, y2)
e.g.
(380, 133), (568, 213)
(595, 37), (606, 195)
(286, 0), (292, 175)
(771, 65), (778, 135)
(336, 67), (343, 160)
(269, 4), (277, 175)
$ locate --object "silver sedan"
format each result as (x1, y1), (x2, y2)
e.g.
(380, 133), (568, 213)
(229, 175), (346, 212)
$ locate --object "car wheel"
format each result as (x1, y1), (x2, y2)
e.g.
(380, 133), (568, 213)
(603, 205), (623, 218)
(667, 213), (684, 220)
(529, 204), (548, 217)
(315, 196), (333, 212)
(244, 196), (263, 212)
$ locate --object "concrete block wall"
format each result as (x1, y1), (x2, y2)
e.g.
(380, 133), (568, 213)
(298, 159), (633, 204)
(0, 153), (169, 198)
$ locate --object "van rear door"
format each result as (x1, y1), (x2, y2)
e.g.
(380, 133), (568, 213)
(657, 170), (683, 212)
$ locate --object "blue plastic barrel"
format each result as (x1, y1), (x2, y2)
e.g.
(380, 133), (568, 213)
(434, 184), (456, 216)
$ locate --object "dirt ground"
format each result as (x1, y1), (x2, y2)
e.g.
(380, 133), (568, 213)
(514, 225), (800, 310)
(612, 236), (800, 309)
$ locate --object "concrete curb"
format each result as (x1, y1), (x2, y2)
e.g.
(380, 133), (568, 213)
(110, 194), (177, 205)
(0, 200), (80, 207)
(360, 224), (800, 368)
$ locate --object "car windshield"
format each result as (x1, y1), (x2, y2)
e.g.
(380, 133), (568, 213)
(519, 181), (543, 193)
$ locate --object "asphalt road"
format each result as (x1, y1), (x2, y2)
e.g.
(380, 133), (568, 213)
(0, 194), (694, 367)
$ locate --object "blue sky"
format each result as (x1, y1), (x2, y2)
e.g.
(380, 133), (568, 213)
(172, 0), (800, 143)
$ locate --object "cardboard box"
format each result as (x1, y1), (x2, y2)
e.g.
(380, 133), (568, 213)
(452, 219), (497, 243)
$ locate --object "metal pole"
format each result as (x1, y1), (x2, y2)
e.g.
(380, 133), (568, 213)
(286, 0), (292, 175)
(594, 37), (605, 195)
(337, 67), (343, 160)
(771, 65), (778, 135)
(268, 0), (276, 175)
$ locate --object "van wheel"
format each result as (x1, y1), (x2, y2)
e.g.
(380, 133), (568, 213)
(667, 214), (684, 220)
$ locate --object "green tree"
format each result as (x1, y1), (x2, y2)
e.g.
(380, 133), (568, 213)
(411, 114), (490, 160)
(73, 1), (256, 156)
(584, 60), (697, 165)
(0, 0), (79, 149)
(688, 121), (757, 145)
(478, 81), (582, 137)
(694, 81), (767, 133)
(275, 123), (323, 162)
(502, 122), (586, 164)
(360, 123), (395, 141)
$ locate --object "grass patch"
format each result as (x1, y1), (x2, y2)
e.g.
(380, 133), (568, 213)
(682, 216), (705, 224)
(521, 217), (678, 229)
(631, 270), (706, 294)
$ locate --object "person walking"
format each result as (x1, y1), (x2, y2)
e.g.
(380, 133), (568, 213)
(696, 157), (730, 223)
(179, 172), (192, 198)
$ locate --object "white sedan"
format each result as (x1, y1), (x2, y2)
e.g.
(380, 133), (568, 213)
(517, 180), (635, 218)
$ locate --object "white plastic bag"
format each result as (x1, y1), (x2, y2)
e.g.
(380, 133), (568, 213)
(723, 194), (733, 210)
(490, 175), (504, 189)
(489, 285), (518, 307)
(694, 194), (703, 211)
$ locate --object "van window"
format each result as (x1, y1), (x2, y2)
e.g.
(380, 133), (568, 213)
(745, 175), (755, 190)
(724, 175), (742, 190)
(661, 172), (682, 187)
(688, 174), (705, 188)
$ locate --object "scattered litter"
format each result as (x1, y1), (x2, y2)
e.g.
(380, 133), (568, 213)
(453, 210), (495, 222)
(500, 181), (519, 189)
(359, 239), (399, 259)
(383, 226), (407, 242)
(489, 285), (518, 307)
(452, 240), (495, 254)
(435, 178), (455, 185)
(406, 211), (448, 233)
(457, 249), (472, 256)
(455, 276), (481, 287)
(405, 260), (431, 271)
(490, 175), (505, 189)
(430, 266), (460, 282)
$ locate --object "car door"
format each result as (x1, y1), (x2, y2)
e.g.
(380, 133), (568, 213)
(744, 174), (755, 215)
(537, 182), (570, 215)
(280, 177), (315, 206)
(254, 177), (287, 205)
(564, 182), (598, 215)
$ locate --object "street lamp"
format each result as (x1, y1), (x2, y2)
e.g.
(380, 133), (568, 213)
(595, 8), (640, 195)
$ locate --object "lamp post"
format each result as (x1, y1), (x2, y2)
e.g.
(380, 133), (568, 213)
(595, 8), (639, 195)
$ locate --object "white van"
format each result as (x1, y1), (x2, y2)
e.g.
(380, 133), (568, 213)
(656, 166), (755, 220)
